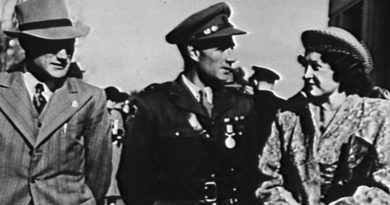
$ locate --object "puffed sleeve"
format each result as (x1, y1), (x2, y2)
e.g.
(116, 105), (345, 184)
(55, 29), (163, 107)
(373, 112), (390, 192)
(330, 101), (390, 205)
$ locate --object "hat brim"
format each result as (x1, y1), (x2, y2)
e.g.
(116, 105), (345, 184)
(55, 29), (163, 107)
(196, 27), (246, 41)
(302, 28), (373, 73)
(4, 25), (91, 40)
(251, 66), (281, 81)
(302, 30), (349, 52)
(302, 29), (361, 60)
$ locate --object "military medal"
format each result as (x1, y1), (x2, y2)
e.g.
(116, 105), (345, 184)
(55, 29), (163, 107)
(225, 134), (236, 149)
(224, 124), (236, 149)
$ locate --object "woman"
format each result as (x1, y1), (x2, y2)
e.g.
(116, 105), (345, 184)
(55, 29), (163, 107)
(257, 27), (390, 205)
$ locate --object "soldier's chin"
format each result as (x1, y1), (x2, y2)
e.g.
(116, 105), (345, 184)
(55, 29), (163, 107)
(218, 76), (234, 85)
(205, 77), (230, 88)
(221, 73), (234, 83)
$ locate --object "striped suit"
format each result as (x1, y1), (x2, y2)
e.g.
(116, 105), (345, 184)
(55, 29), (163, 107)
(0, 71), (112, 205)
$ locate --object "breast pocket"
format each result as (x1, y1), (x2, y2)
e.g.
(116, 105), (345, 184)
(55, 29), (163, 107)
(60, 118), (87, 150)
(157, 127), (203, 153)
(156, 127), (207, 167)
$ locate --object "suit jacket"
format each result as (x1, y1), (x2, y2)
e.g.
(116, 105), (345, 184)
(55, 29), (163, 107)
(0, 71), (112, 205)
(117, 75), (260, 205)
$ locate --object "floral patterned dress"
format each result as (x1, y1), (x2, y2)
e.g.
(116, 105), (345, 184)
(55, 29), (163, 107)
(258, 95), (390, 205)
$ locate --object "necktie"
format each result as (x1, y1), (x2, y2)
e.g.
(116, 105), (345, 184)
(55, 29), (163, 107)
(33, 83), (47, 113)
(199, 89), (213, 117)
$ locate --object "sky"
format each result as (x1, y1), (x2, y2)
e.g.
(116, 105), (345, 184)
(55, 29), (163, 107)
(63, 0), (328, 98)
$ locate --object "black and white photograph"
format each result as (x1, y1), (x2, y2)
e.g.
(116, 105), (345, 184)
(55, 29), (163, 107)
(1, 0), (390, 204)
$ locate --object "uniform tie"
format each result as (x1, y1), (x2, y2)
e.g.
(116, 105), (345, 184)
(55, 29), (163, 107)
(199, 88), (213, 116)
(33, 83), (47, 113)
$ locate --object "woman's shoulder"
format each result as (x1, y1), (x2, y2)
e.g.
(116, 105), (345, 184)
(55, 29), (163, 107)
(361, 96), (390, 113)
(277, 103), (306, 125)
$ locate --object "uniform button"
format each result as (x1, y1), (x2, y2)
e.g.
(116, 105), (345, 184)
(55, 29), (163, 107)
(37, 121), (42, 128)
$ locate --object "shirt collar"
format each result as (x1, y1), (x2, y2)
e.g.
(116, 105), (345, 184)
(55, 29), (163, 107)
(181, 74), (213, 104)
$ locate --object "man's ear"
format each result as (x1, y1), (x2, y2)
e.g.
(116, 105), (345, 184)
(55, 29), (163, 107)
(187, 45), (201, 62)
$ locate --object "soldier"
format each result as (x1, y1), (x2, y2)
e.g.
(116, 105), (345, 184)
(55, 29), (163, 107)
(117, 2), (259, 205)
(248, 66), (285, 150)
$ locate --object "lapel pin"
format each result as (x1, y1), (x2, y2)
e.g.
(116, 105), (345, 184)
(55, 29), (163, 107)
(72, 100), (79, 108)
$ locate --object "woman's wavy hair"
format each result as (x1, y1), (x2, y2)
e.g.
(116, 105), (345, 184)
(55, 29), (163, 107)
(320, 51), (373, 97)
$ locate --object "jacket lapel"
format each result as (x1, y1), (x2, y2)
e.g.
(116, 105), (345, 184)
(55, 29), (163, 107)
(168, 76), (209, 118)
(212, 88), (234, 119)
(0, 72), (36, 147)
(36, 78), (92, 147)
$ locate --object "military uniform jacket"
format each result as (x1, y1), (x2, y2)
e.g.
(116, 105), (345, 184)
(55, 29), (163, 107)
(252, 90), (286, 151)
(0, 71), (112, 205)
(118, 76), (259, 205)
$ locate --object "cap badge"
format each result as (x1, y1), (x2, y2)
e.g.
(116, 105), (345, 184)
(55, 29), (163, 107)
(203, 25), (219, 36)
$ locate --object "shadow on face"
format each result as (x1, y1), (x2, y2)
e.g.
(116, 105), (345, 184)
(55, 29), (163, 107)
(19, 36), (75, 60)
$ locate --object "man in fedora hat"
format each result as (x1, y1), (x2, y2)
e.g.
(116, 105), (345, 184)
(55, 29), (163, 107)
(117, 2), (260, 205)
(0, 0), (112, 204)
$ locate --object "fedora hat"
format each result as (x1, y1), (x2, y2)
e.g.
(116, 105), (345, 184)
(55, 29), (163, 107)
(4, 0), (90, 40)
(301, 27), (373, 73)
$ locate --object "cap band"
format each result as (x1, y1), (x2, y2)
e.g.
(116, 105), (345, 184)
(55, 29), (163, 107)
(19, 19), (72, 31)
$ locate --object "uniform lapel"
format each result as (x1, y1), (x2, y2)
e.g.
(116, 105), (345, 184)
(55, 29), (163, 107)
(168, 76), (209, 118)
(0, 72), (36, 147)
(212, 88), (234, 119)
(36, 78), (92, 147)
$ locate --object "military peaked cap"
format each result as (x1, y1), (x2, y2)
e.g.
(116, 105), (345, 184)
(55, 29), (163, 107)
(249, 66), (281, 82)
(166, 2), (246, 44)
